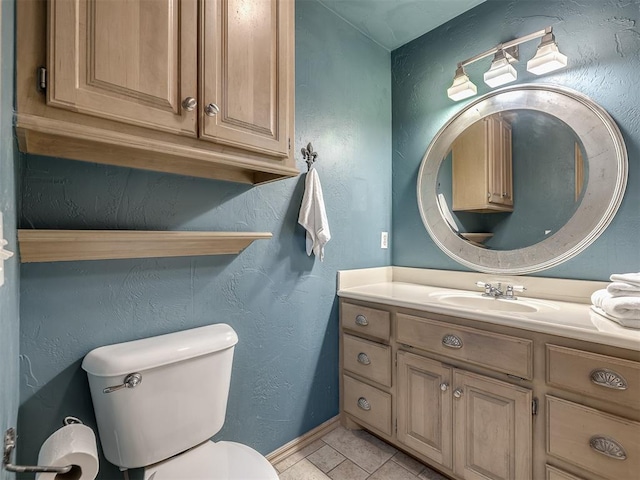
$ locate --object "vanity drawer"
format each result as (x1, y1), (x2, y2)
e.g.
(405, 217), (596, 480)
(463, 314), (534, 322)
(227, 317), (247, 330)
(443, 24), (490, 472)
(396, 313), (533, 379)
(343, 375), (392, 436)
(546, 465), (585, 480)
(546, 396), (640, 480)
(343, 334), (392, 387)
(546, 344), (640, 409)
(341, 302), (390, 342)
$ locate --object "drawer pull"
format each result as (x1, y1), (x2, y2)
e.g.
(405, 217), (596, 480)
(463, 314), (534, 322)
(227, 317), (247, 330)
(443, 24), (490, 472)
(357, 353), (371, 365)
(355, 314), (368, 326)
(442, 334), (463, 349)
(590, 369), (628, 390)
(589, 436), (627, 460)
(357, 397), (371, 411)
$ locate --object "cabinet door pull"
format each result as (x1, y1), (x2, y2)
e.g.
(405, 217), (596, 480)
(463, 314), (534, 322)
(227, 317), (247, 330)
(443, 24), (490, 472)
(357, 353), (371, 365)
(453, 388), (463, 399)
(355, 314), (368, 326)
(205, 103), (220, 117)
(440, 382), (449, 392)
(357, 397), (371, 411)
(182, 97), (197, 112)
(589, 436), (627, 460)
(442, 334), (463, 349)
(590, 369), (628, 390)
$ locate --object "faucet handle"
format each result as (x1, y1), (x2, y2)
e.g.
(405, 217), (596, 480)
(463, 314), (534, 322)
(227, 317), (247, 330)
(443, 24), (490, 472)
(476, 281), (492, 295)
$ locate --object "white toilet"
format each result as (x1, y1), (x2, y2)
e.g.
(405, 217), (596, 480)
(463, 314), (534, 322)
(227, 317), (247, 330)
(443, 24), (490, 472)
(81, 324), (279, 479)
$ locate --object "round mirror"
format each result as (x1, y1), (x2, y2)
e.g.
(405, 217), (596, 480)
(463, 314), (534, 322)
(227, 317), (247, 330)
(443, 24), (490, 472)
(417, 84), (627, 275)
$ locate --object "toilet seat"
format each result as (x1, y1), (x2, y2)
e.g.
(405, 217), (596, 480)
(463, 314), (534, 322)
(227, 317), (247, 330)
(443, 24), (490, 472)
(144, 440), (279, 480)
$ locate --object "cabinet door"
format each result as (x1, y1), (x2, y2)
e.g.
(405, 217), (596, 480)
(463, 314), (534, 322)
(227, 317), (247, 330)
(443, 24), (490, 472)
(48, 0), (197, 136)
(397, 352), (453, 468)
(487, 118), (513, 207)
(453, 370), (532, 480)
(201, 0), (292, 157)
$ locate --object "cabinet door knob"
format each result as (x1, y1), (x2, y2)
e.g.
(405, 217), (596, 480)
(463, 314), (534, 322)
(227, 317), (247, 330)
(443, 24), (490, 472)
(590, 368), (628, 390)
(355, 314), (368, 326)
(357, 397), (371, 411)
(440, 382), (449, 392)
(453, 388), (463, 399)
(205, 103), (220, 117)
(182, 97), (197, 112)
(357, 352), (371, 365)
(442, 334), (463, 349)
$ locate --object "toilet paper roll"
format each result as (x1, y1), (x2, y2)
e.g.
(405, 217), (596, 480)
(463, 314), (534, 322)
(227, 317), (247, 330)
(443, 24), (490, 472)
(36, 423), (99, 480)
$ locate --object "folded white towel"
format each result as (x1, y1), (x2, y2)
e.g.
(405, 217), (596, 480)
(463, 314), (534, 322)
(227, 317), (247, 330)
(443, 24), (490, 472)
(607, 281), (640, 297)
(591, 305), (640, 329)
(298, 169), (331, 261)
(610, 272), (640, 288)
(591, 288), (640, 320)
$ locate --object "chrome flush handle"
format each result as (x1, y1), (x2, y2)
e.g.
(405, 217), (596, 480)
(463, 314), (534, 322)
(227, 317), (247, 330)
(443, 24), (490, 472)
(103, 373), (142, 394)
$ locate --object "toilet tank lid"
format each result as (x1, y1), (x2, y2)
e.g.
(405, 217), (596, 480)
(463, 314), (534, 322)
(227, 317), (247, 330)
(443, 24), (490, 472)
(82, 323), (238, 377)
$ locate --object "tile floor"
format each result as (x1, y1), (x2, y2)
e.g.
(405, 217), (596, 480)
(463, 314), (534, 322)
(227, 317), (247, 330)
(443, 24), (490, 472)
(275, 426), (450, 480)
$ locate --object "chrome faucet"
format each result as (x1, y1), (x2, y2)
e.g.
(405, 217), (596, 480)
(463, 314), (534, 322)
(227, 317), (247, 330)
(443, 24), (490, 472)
(475, 282), (526, 300)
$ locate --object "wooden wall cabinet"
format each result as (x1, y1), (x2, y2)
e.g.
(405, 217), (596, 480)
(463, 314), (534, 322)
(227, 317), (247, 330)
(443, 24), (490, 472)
(17, 0), (297, 185)
(339, 298), (640, 480)
(452, 115), (513, 212)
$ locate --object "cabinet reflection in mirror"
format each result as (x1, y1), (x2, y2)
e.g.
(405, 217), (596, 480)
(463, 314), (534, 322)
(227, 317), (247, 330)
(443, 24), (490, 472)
(436, 111), (589, 251)
(417, 85), (627, 274)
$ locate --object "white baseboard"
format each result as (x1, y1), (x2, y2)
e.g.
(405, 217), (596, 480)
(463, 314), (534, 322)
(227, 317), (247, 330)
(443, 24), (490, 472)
(266, 415), (340, 465)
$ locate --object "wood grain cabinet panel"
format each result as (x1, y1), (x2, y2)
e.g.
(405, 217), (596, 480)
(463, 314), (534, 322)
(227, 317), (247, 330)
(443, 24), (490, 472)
(397, 352), (453, 468)
(343, 334), (391, 387)
(453, 369), (532, 480)
(546, 344), (640, 409)
(397, 313), (532, 379)
(546, 395), (640, 480)
(201, 0), (291, 156)
(452, 115), (513, 212)
(48, 0), (197, 135)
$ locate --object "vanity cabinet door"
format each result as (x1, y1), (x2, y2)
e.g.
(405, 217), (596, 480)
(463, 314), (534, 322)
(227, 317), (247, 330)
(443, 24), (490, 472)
(453, 370), (532, 480)
(200, 0), (292, 157)
(397, 352), (453, 468)
(48, 0), (198, 136)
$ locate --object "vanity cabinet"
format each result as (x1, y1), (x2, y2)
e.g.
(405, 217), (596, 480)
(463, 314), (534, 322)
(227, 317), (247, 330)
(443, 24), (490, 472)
(339, 298), (640, 480)
(17, 0), (297, 184)
(452, 115), (513, 212)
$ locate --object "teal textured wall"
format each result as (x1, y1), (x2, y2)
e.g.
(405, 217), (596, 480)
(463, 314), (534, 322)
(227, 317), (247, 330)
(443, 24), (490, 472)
(17, 1), (391, 478)
(1, 1), (20, 478)
(392, 0), (639, 280)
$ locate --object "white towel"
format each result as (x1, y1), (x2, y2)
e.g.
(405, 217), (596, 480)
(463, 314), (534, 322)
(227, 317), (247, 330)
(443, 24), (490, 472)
(591, 289), (640, 320)
(610, 272), (640, 288)
(591, 305), (640, 329)
(298, 169), (331, 261)
(607, 281), (640, 297)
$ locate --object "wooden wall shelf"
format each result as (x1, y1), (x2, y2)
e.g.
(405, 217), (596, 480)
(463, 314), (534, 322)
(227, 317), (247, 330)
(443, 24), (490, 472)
(18, 230), (272, 263)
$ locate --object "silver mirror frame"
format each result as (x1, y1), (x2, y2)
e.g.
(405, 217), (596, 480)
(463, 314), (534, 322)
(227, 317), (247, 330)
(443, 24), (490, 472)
(417, 84), (628, 275)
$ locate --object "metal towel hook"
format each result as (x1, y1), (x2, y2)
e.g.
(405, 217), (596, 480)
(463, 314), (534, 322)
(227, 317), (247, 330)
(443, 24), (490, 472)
(2, 418), (84, 474)
(301, 142), (318, 171)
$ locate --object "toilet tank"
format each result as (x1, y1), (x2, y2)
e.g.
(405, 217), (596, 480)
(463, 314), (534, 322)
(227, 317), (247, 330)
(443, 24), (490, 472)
(82, 324), (238, 469)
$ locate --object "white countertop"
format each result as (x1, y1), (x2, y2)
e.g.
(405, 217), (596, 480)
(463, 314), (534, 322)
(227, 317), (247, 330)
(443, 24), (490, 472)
(337, 269), (640, 352)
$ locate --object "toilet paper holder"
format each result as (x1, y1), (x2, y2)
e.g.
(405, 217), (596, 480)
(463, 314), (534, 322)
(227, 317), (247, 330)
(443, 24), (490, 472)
(2, 417), (83, 474)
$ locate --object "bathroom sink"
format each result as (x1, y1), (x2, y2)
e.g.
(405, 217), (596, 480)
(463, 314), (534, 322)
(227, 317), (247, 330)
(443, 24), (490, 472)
(431, 293), (550, 313)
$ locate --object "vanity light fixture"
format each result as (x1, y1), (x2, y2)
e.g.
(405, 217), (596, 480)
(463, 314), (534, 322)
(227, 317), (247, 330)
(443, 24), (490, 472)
(527, 30), (568, 75)
(447, 66), (477, 101)
(484, 49), (518, 87)
(447, 26), (567, 101)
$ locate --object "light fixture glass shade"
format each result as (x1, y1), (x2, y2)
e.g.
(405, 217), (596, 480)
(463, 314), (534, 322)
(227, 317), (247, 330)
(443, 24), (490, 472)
(484, 51), (517, 87)
(447, 66), (477, 101)
(527, 40), (567, 75)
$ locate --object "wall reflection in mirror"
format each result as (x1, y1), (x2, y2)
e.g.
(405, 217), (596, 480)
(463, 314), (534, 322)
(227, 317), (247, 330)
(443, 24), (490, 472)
(436, 111), (588, 251)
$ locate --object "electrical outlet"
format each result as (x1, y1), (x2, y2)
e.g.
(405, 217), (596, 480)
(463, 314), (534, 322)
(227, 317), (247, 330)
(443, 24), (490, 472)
(381, 231), (389, 249)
